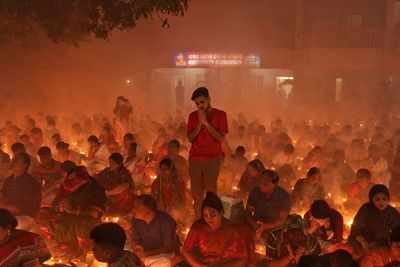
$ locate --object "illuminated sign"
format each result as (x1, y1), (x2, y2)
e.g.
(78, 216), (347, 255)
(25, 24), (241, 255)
(174, 52), (261, 68)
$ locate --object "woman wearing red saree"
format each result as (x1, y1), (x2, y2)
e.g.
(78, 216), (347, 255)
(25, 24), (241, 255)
(96, 153), (135, 217)
(40, 166), (107, 252)
(151, 158), (187, 211)
(0, 208), (51, 267)
(181, 192), (254, 267)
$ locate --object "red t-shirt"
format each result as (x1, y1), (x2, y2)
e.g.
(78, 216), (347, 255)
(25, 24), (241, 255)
(186, 109), (228, 161)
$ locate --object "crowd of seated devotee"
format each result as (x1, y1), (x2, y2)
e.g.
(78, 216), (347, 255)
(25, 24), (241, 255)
(2, 90), (400, 266)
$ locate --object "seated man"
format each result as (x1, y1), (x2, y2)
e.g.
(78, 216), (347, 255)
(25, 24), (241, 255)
(131, 195), (177, 267)
(11, 142), (39, 173)
(265, 214), (321, 267)
(304, 200), (344, 253)
(34, 146), (62, 198)
(245, 169), (291, 240)
(90, 223), (144, 267)
(292, 167), (325, 210)
(0, 153), (41, 230)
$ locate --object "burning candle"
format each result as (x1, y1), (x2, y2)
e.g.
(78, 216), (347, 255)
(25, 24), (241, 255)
(346, 219), (353, 227)
(255, 244), (266, 255)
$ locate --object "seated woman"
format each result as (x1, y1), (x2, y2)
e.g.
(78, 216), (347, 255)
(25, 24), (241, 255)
(0, 208), (51, 266)
(347, 168), (375, 210)
(83, 135), (110, 175)
(349, 184), (400, 255)
(40, 167), (107, 253)
(124, 142), (139, 174)
(151, 158), (189, 229)
(181, 192), (254, 267)
(236, 159), (265, 199)
(152, 158), (186, 211)
(96, 153), (135, 217)
(360, 224), (400, 267)
(304, 200), (344, 253)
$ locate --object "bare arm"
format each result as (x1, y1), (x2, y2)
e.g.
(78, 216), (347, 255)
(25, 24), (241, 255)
(188, 125), (202, 143)
(205, 123), (225, 143)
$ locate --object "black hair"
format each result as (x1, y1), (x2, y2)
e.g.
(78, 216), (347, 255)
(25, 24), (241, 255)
(37, 146), (52, 156)
(235, 146), (246, 154)
(90, 223), (126, 250)
(310, 200), (331, 219)
(369, 184), (390, 203)
(88, 135), (100, 144)
(109, 153), (124, 167)
(15, 152), (31, 170)
(0, 209), (18, 230)
(201, 191), (224, 214)
(137, 195), (157, 211)
(168, 139), (181, 149)
(390, 224), (400, 243)
(260, 169), (279, 184)
(123, 133), (135, 140)
(11, 142), (26, 153)
(61, 160), (77, 173)
(191, 87), (209, 100)
(356, 168), (371, 180)
(307, 167), (321, 178)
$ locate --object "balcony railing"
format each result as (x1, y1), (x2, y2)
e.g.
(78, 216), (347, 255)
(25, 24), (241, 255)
(303, 28), (384, 49)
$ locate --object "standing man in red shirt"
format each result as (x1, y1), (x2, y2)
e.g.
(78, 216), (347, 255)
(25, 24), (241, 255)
(187, 87), (228, 217)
